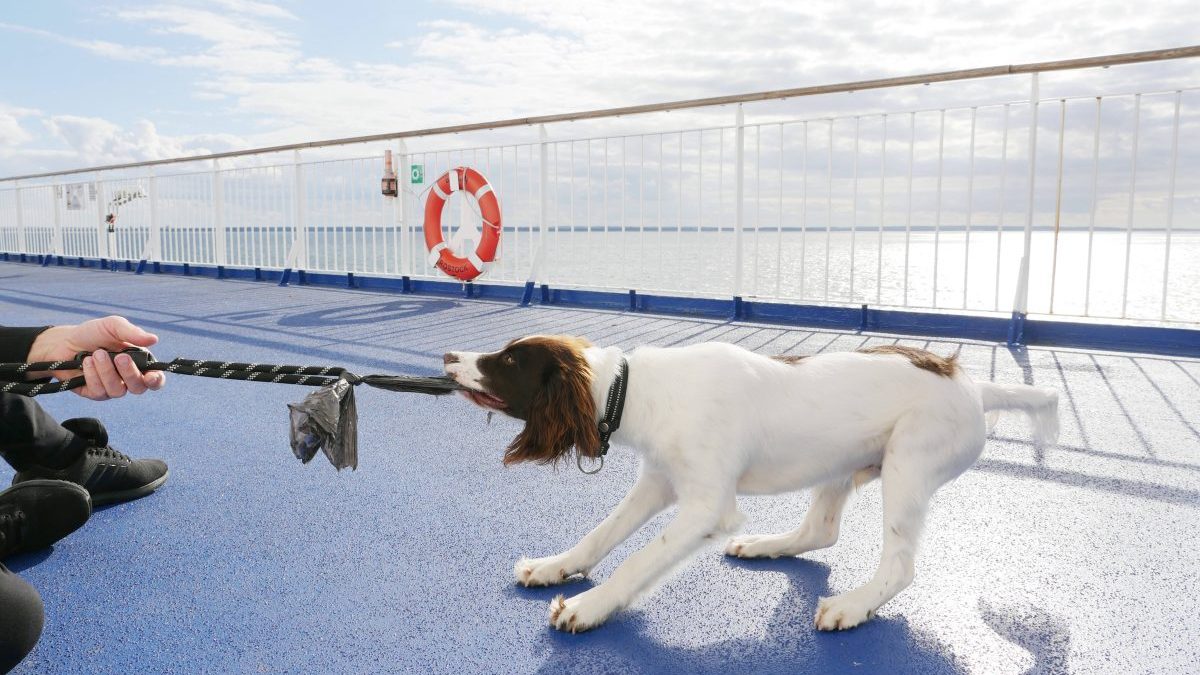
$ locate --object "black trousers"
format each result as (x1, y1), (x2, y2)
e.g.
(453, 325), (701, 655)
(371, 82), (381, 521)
(0, 394), (86, 673)
(0, 564), (43, 674)
(0, 393), (85, 472)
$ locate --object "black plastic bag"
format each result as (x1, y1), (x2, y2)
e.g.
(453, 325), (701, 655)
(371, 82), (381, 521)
(288, 377), (359, 470)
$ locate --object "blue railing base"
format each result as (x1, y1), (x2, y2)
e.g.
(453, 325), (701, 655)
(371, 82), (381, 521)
(1, 254), (1196, 358)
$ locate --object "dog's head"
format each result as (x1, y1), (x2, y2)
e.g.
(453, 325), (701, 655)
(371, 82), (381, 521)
(443, 336), (600, 466)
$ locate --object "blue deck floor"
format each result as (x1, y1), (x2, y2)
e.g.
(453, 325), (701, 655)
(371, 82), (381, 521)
(1, 265), (1197, 674)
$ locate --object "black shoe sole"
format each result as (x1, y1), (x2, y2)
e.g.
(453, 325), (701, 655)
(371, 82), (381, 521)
(89, 469), (169, 507)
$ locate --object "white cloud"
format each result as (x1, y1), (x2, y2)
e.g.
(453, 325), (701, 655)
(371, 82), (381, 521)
(0, 105), (39, 148)
(0, 21), (168, 62)
(38, 115), (243, 167)
(2, 0), (1199, 177)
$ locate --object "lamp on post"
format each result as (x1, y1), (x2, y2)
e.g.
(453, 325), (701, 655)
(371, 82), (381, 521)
(381, 149), (398, 197)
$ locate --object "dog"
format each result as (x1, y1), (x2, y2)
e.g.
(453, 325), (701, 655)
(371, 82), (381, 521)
(443, 336), (1059, 633)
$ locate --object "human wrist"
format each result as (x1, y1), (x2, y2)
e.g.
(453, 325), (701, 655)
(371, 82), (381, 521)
(26, 325), (74, 363)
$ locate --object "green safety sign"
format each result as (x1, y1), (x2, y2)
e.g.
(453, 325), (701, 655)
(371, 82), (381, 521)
(410, 164), (424, 184)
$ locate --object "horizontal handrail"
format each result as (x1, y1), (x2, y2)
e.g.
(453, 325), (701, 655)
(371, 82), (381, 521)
(3, 44), (1199, 183)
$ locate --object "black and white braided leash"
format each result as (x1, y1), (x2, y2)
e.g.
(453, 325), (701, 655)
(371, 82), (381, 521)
(0, 348), (463, 398)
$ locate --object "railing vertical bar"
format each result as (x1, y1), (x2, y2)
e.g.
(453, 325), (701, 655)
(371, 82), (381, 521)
(572, 141), (579, 286)
(754, 123), (762, 297)
(850, 115), (859, 301)
(1012, 73), (1040, 326)
(586, 140), (593, 281)
(877, 114), (887, 304)
(696, 131), (703, 292)
(525, 144), (535, 281)
(148, 173), (159, 264)
(1049, 99), (1067, 314)
(800, 121), (808, 300)
(1120, 93), (1141, 319)
(345, 162), (354, 273)
(1160, 90), (1181, 320)
(677, 132), (683, 289)
(292, 150), (306, 272)
(904, 112), (915, 307)
(51, 183), (62, 257)
(373, 156), (382, 274)
(657, 134), (663, 291)
(964, 107), (977, 309)
(602, 139), (609, 286)
(13, 184), (24, 256)
(719, 126), (727, 297)
(933, 108), (945, 307)
(825, 119), (833, 301)
(553, 142), (560, 284)
(397, 141), (408, 276)
(996, 104), (1010, 312)
(241, 170), (250, 267)
(775, 123), (784, 299)
(639, 135), (645, 290)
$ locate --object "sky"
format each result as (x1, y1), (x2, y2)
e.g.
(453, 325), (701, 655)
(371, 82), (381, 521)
(1, 0), (1198, 178)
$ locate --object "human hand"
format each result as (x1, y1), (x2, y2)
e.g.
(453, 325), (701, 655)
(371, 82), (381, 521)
(27, 315), (166, 400)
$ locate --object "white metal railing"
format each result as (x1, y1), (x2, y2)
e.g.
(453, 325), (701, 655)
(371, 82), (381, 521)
(1, 48), (1197, 326)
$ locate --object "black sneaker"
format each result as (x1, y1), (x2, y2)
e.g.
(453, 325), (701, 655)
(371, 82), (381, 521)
(12, 418), (169, 507)
(0, 479), (92, 559)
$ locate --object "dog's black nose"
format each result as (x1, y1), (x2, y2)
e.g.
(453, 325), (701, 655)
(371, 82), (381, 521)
(443, 353), (459, 365)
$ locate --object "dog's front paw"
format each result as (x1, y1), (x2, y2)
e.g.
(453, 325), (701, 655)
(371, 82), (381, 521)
(814, 594), (876, 631)
(548, 588), (619, 633)
(514, 554), (581, 587)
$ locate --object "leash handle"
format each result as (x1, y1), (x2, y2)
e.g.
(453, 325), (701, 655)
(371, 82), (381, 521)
(72, 347), (157, 372)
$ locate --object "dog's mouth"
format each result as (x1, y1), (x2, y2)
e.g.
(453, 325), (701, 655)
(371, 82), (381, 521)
(460, 387), (508, 411)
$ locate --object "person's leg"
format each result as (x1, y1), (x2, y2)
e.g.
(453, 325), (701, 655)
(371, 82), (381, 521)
(0, 394), (87, 472)
(1, 394), (169, 506)
(0, 562), (44, 674)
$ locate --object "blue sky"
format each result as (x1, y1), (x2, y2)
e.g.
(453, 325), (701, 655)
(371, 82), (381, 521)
(1, 0), (1197, 176)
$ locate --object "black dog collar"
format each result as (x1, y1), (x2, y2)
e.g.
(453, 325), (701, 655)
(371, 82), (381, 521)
(578, 357), (628, 475)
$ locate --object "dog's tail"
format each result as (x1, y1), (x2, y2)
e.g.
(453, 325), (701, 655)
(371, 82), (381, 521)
(978, 382), (1060, 446)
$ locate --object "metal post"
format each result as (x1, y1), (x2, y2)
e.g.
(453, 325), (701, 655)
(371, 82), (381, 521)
(96, 179), (108, 260)
(1008, 72), (1040, 346)
(1049, 99), (1066, 313)
(52, 182), (62, 256)
(280, 149), (306, 285)
(1120, 94), (1141, 319)
(1161, 91), (1181, 320)
(146, 172), (160, 267)
(850, 115), (859, 301)
(14, 183), (24, 255)
(212, 159), (226, 266)
(1084, 98), (1102, 316)
(398, 140), (409, 277)
(532, 124), (549, 284)
(734, 103), (745, 298)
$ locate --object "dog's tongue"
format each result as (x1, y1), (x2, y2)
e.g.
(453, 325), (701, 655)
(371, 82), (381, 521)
(465, 389), (506, 410)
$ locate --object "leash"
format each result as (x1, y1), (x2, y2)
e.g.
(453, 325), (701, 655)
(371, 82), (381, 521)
(0, 348), (462, 472)
(0, 348), (461, 398)
(578, 356), (628, 475)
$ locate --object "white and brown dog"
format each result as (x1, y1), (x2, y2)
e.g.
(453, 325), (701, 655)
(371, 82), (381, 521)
(443, 337), (1059, 633)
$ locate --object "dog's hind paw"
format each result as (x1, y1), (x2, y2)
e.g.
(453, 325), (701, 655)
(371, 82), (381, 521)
(548, 588), (618, 633)
(515, 554), (582, 587)
(725, 534), (785, 559)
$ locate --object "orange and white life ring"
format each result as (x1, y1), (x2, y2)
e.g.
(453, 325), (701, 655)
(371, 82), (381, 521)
(423, 167), (502, 282)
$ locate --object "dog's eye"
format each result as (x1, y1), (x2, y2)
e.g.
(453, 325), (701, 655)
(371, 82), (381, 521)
(502, 354), (516, 366)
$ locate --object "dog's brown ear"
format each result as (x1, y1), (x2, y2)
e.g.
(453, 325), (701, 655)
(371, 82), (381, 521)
(504, 343), (599, 465)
